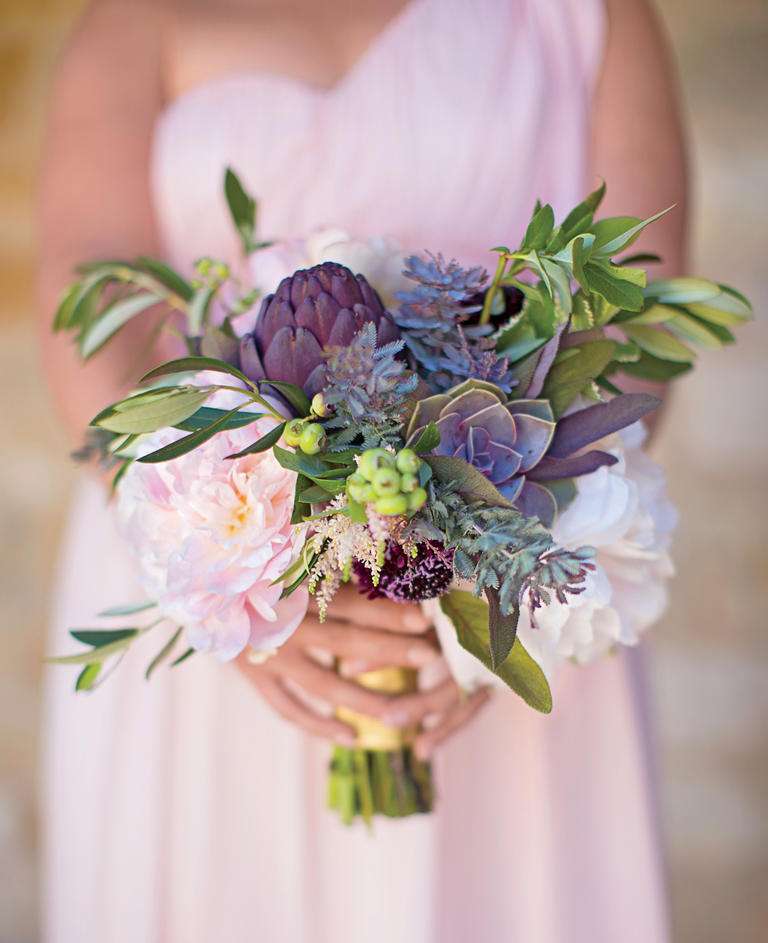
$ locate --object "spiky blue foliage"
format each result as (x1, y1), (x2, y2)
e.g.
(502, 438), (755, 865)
(421, 482), (594, 616)
(323, 322), (418, 449)
(393, 254), (516, 393)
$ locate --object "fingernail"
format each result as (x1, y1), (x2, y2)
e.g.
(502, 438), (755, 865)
(339, 660), (368, 677)
(383, 710), (409, 726)
(407, 646), (436, 666)
(403, 612), (428, 631)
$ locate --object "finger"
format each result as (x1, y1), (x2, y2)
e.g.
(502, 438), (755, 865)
(298, 617), (440, 667)
(251, 673), (357, 745)
(414, 688), (491, 760)
(280, 653), (404, 721)
(378, 679), (462, 727)
(309, 583), (431, 634)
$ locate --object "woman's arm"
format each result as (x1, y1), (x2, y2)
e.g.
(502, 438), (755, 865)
(590, 0), (689, 420)
(37, 0), (170, 441)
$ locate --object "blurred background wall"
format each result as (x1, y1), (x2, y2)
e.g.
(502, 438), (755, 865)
(0, 1), (765, 940)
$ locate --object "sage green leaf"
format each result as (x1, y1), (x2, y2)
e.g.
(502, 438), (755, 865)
(53, 280), (82, 332)
(615, 302), (678, 325)
(272, 444), (328, 477)
(540, 339), (616, 417)
(683, 284), (752, 326)
(48, 632), (140, 665)
(298, 484), (338, 503)
(262, 380), (311, 417)
(620, 351), (692, 381)
(555, 180), (606, 246)
(170, 647), (196, 668)
(667, 312), (723, 349)
(136, 257), (194, 301)
(98, 602), (156, 617)
(175, 406), (264, 432)
(571, 235), (589, 289)
(424, 456), (515, 508)
(140, 355), (254, 388)
(187, 286), (215, 336)
(570, 289), (594, 332)
(138, 403), (258, 464)
(80, 292), (161, 358)
(644, 276), (720, 305)
(225, 421), (286, 459)
(70, 628), (139, 648)
(591, 205), (673, 257)
(522, 203), (555, 250)
(76, 663), (102, 692)
(583, 262), (644, 311)
(541, 258), (572, 315)
(145, 627), (182, 680)
(411, 421), (441, 454)
(485, 587), (519, 669)
(622, 324), (695, 363)
(93, 387), (213, 434)
(439, 590), (552, 713)
(225, 167), (257, 254)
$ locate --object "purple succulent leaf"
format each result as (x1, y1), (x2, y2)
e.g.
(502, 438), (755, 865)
(434, 413), (463, 453)
(406, 394), (452, 440)
(547, 393), (661, 459)
(507, 399), (555, 423)
(447, 390), (502, 422)
(498, 476), (525, 503)
(514, 480), (558, 527)
(512, 414), (556, 472)
(463, 402), (520, 445)
(485, 440), (523, 482)
(527, 450), (619, 482)
(238, 335), (266, 382)
(525, 321), (567, 398)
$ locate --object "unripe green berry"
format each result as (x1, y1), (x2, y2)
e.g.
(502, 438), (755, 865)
(299, 422), (326, 455)
(358, 448), (395, 481)
(372, 467), (401, 497)
(399, 473), (418, 493)
(348, 481), (375, 504)
(395, 448), (420, 475)
(407, 487), (428, 512)
(374, 494), (409, 516)
(283, 418), (306, 447)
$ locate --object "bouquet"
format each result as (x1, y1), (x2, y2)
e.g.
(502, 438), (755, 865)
(50, 170), (750, 823)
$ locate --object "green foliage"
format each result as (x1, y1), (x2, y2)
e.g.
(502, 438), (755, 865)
(439, 590), (552, 712)
(91, 386), (214, 435)
(224, 167), (271, 255)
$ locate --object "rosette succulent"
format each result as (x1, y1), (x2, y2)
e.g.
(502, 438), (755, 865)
(239, 261), (399, 396)
(408, 380), (661, 527)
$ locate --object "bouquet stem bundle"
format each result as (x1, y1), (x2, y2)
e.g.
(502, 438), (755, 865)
(328, 666), (433, 824)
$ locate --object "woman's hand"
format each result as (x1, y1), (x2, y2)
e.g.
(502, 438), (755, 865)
(236, 583), (490, 760)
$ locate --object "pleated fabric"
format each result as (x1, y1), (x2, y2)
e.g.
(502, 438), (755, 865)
(43, 2), (670, 939)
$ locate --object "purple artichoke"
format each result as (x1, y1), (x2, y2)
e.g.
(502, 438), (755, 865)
(239, 262), (399, 396)
(408, 380), (660, 526)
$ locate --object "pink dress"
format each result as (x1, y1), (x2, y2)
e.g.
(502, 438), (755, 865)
(42, 1), (669, 939)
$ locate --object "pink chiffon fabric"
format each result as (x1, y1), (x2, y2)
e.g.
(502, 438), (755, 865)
(42, 1), (670, 939)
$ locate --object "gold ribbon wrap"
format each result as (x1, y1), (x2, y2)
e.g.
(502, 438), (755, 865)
(336, 666), (418, 751)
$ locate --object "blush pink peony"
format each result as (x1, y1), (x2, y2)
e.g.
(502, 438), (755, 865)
(116, 387), (307, 661)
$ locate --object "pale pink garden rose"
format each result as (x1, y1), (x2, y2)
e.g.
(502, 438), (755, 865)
(116, 385), (308, 661)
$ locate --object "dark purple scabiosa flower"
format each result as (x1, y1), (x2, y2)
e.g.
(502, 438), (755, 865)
(354, 541), (454, 603)
(238, 261), (399, 396)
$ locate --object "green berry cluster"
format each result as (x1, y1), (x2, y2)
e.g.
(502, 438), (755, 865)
(346, 448), (427, 517)
(282, 394), (331, 455)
